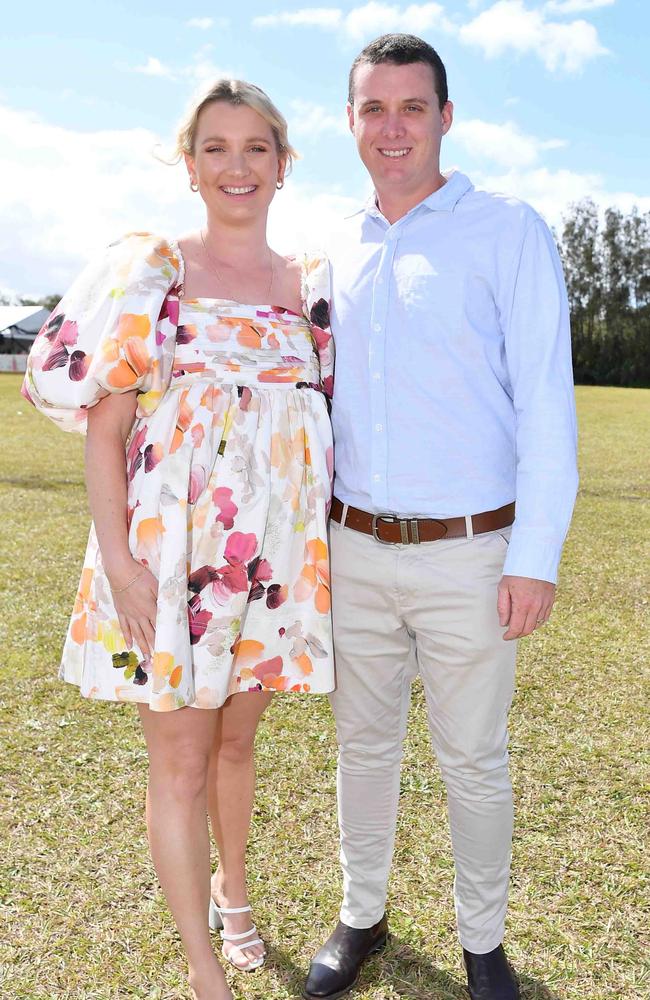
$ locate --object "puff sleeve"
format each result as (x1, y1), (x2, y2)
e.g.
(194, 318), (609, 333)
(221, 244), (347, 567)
(21, 233), (182, 433)
(303, 253), (334, 399)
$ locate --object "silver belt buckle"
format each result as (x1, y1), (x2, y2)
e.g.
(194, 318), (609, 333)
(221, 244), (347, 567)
(371, 513), (421, 544)
(371, 513), (397, 544)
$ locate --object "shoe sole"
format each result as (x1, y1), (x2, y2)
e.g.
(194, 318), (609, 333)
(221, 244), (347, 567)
(302, 934), (388, 1000)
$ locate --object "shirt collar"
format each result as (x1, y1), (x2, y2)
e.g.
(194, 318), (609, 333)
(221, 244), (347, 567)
(348, 169), (473, 221)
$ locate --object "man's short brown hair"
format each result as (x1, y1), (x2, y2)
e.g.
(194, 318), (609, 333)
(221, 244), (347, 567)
(348, 33), (449, 111)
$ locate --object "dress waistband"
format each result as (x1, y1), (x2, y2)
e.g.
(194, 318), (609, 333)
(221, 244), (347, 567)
(169, 358), (321, 390)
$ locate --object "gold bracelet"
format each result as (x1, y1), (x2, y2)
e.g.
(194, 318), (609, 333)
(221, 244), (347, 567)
(110, 568), (145, 594)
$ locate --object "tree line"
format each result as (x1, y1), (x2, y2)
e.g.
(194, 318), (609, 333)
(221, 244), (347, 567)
(557, 199), (650, 388)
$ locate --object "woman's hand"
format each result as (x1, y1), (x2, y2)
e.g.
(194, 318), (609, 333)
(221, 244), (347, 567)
(108, 559), (159, 658)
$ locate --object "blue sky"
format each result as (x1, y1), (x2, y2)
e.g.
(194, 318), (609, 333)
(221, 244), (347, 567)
(1, 0), (648, 296)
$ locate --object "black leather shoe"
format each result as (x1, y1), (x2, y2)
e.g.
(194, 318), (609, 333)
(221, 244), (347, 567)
(463, 944), (520, 1000)
(303, 915), (388, 999)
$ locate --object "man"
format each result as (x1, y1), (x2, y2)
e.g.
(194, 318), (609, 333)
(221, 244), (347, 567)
(304, 34), (578, 1000)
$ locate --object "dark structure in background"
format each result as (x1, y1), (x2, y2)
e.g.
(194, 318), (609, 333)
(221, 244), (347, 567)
(0, 306), (50, 355)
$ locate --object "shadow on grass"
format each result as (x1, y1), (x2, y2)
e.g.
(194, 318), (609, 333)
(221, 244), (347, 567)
(264, 937), (561, 1000)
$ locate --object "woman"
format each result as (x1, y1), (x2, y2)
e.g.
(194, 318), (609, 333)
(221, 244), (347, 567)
(22, 79), (334, 1000)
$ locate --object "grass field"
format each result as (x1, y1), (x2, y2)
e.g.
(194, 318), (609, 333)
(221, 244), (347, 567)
(0, 377), (648, 1000)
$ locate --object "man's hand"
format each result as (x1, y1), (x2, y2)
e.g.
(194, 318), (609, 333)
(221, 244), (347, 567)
(497, 576), (556, 640)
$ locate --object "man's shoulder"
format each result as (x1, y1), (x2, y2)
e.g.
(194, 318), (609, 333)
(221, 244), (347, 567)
(459, 184), (543, 234)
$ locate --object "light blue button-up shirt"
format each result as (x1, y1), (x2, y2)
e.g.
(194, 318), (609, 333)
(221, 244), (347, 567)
(328, 170), (578, 583)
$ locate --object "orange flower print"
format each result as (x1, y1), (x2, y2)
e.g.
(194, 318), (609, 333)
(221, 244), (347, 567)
(136, 516), (164, 568)
(70, 567), (96, 645)
(293, 538), (330, 612)
(116, 313), (150, 346)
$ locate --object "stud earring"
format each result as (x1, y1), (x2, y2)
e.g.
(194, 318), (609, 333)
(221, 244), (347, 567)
(276, 179), (284, 190)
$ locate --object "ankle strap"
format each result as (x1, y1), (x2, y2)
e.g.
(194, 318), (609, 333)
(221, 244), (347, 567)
(214, 903), (252, 915)
(221, 925), (258, 942)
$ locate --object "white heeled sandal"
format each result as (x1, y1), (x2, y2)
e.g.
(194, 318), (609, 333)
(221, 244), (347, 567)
(208, 898), (266, 972)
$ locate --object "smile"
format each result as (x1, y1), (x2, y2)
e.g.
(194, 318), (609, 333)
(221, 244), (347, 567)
(221, 186), (257, 195)
(378, 148), (412, 158)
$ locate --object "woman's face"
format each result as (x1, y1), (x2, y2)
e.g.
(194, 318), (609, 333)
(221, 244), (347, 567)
(185, 101), (284, 223)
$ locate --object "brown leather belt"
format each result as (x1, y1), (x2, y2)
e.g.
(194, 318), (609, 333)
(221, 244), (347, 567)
(330, 497), (515, 545)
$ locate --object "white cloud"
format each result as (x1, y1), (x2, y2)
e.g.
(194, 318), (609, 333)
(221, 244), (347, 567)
(186, 16), (231, 29)
(268, 183), (363, 255)
(343, 2), (455, 40)
(186, 17), (213, 29)
(459, 0), (608, 73)
(473, 164), (650, 230)
(253, 8), (343, 29)
(183, 45), (232, 88)
(544, 0), (614, 13)
(0, 103), (361, 297)
(0, 104), (198, 295)
(125, 47), (231, 89)
(289, 100), (349, 137)
(132, 56), (176, 79)
(452, 118), (566, 168)
(253, 3), (455, 39)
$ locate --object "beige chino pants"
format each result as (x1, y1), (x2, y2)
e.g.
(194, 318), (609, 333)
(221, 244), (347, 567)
(329, 516), (517, 954)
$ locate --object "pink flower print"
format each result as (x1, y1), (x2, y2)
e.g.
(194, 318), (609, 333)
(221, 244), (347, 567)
(213, 487), (238, 530)
(68, 349), (90, 382)
(58, 319), (78, 346)
(144, 441), (164, 473)
(206, 320), (232, 343)
(191, 423), (205, 448)
(310, 324), (331, 353)
(42, 342), (69, 371)
(188, 594), (212, 644)
(211, 563), (249, 605)
(266, 583), (288, 609)
(247, 557), (273, 603)
(224, 532), (257, 567)
(188, 465), (207, 504)
(126, 425), (147, 481)
(188, 565), (219, 594)
(176, 324), (198, 345)
(252, 655), (283, 683)
(159, 295), (179, 326)
(244, 557), (272, 586)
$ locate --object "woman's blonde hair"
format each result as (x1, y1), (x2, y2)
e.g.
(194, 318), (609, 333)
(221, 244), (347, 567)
(173, 78), (298, 172)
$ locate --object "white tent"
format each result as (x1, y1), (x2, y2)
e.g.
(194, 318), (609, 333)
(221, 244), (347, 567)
(0, 305), (49, 341)
(0, 305), (50, 371)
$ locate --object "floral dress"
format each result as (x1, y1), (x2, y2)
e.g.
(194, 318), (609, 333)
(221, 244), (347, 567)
(22, 233), (335, 711)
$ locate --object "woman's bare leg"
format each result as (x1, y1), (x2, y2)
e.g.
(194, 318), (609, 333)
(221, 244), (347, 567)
(207, 691), (273, 967)
(138, 704), (232, 1000)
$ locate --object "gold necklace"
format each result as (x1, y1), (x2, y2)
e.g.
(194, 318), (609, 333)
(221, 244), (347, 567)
(200, 229), (275, 304)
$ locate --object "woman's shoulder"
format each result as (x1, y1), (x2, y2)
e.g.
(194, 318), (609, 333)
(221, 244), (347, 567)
(71, 232), (183, 303)
(106, 232), (181, 277)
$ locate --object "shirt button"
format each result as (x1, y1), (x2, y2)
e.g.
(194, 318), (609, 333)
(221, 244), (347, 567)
(376, 276), (384, 285)
(373, 322), (381, 332)
(373, 372), (381, 380)
(375, 423), (383, 432)
(373, 474), (381, 482)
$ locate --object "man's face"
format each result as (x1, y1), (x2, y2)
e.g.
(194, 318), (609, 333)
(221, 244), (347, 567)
(347, 60), (453, 203)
